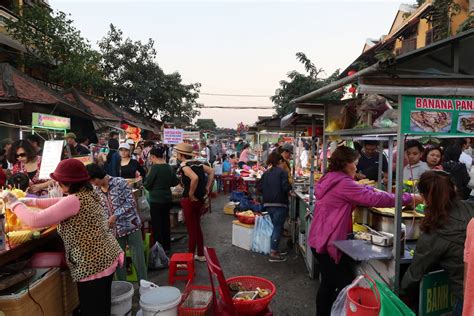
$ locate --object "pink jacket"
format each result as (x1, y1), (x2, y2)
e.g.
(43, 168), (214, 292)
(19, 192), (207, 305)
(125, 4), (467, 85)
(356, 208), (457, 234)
(308, 171), (413, 263)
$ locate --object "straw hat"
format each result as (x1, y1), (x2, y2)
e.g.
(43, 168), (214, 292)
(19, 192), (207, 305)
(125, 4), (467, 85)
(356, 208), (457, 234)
(174, 143), (193, 156)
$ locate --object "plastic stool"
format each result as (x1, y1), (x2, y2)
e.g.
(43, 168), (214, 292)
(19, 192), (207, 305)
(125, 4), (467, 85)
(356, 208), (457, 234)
(222, 176), (236, 194)
(168, 253), (194, 285)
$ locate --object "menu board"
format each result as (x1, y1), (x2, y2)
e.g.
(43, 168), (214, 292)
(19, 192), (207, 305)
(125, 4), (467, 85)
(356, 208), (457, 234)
(38, 140), (64, 180)
(163, 129), (183, 144)
(402, 95), (474, 136)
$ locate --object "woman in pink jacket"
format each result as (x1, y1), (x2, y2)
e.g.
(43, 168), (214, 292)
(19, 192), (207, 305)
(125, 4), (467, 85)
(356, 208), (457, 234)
(308, 146), (418, 316)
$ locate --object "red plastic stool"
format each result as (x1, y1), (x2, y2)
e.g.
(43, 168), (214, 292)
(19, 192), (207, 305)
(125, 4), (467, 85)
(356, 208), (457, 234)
(169, 253), (195, 285)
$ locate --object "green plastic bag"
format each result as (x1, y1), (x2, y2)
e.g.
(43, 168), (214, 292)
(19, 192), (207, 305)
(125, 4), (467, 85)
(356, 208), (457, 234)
(375, 280), (415, 316)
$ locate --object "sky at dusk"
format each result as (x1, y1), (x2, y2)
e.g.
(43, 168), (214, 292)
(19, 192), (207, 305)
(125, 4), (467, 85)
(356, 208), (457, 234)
(50, 0), (406, 128)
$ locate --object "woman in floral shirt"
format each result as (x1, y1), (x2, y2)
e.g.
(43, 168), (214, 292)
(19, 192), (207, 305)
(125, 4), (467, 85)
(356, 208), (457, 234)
(8, 140), (50, 195)
(86, 163), (147, 282)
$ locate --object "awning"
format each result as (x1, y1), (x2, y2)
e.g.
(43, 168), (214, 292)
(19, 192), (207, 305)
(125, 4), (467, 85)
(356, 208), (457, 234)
(291, 29), (474, 104)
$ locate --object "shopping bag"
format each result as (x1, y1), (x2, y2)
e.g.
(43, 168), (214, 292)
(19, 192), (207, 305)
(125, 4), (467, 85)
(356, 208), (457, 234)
(148, 242), (169, 270)
(137, 190), (151, 222)
(251, 215), (273, 255)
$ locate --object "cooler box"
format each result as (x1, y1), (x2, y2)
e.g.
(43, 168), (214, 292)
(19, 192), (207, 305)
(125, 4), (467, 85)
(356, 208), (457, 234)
(232, 220), (254, 251)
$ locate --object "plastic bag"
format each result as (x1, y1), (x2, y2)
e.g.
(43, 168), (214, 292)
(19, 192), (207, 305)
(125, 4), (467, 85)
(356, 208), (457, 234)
(330, 275), (381, 316)
(375, 279), (415, 316)
(137, 190), (151, 222)
(373, 109), (399, 128)
(251, 215), (273, 255)
(148, 242), (169, 270)
(331, 283), (352, 316)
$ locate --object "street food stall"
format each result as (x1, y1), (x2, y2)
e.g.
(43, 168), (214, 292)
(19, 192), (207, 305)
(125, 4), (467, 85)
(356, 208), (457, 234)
(280, 105), (324, 278)
(290, 29), (474, 313)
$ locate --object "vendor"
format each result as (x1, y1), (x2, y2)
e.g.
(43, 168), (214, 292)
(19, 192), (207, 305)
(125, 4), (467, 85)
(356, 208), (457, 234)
(401, 170), (474, 316)
(307, 146), (418, 316)
(8, 140), (50, 195)
(356, 140), (388, 181)
(238, 143), (250, 168)
(0, 159), (123, 315)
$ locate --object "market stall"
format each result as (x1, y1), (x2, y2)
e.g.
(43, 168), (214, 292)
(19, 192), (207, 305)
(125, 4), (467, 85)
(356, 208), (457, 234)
(290, 29), (474, 313)
(280, 105), (324, 278)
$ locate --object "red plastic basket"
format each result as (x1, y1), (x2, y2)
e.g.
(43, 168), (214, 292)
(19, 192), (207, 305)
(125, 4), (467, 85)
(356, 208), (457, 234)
(178, 285), (213, 316)
(235, 212), (258, 225)
(224, 276), (276, 315)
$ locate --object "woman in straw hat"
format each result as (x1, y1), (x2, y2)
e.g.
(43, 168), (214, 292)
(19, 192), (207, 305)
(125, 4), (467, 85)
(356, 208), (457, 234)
(1, 159), (123, 316)
(175, 143), (215, 262)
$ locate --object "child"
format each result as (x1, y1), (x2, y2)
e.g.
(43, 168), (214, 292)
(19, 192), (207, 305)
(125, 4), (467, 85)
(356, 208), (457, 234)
(403, 140), (429, 182)
(222, 154), (231, 174)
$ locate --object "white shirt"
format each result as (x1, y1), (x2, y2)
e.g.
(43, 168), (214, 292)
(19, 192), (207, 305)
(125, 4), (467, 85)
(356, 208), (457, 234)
(460, 152), (472, 171)
(300, 150), (309, 168)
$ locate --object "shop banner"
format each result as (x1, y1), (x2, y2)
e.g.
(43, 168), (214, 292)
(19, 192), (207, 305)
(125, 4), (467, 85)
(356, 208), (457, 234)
(32, 112), (71, 130)
(419, 270), (455, 316)
(163, 128), (183, 144)
(402, 95), (474, 136)
(183, 131), (200, 140)
(38, 140), (64, 180)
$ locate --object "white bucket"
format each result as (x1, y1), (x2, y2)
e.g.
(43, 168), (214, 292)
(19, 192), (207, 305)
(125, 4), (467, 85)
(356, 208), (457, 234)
(111, 281), (134, 316)
(140, 286), (181, 316)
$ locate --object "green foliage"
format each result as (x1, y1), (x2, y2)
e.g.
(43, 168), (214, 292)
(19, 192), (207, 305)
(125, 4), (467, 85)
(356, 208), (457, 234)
(457, 16), (474, 34)
(5, 5), (107, 92)
(271, 53), (342, 116)
(374, 50), (395, 63)
(432, 0), (461, 41)
(98, 25), (201, 127)
(195, 119), (217, 131)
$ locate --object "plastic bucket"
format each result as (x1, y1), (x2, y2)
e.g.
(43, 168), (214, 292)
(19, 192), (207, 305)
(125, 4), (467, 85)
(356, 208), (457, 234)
(140, 286), (181, 316)
(346, 276), (380, 316)
(111, 281), (134, 316)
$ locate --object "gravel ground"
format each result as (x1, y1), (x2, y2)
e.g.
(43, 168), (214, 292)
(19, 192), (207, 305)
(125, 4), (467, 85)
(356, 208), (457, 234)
(131, 194), (318, 315)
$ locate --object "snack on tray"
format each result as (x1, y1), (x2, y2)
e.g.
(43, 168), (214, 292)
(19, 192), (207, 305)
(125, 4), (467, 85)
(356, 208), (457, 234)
(410, 111), (452, 133)
(457, 113), (474, 133)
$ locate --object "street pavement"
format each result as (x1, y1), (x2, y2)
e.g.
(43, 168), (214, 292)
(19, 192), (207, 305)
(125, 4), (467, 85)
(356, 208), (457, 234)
(134, 194), (318, 315)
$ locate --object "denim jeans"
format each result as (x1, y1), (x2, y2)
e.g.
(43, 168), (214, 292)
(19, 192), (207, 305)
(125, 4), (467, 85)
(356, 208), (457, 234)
(266, 206), (288, 252)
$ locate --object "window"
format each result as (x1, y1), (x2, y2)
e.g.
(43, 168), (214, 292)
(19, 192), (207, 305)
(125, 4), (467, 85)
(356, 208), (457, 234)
(400, 37), (417, 55)
(426, 29), (434, 46)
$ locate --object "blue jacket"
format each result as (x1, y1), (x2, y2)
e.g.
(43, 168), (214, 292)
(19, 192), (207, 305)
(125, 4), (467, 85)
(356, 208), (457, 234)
(259, 166), (292, 207)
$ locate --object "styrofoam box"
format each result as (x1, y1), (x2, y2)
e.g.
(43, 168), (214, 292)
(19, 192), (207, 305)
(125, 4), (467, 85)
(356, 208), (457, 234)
(232, 222), (254, 251)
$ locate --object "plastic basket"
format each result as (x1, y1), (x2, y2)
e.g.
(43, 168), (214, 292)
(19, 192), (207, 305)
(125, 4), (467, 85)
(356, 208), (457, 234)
(224, 276), (276, 315)
(178, 285), (213, 316)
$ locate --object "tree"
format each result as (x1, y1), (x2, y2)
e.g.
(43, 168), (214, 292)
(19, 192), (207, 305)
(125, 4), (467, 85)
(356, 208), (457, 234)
(271, 53), (342, 116)
(5, 5), (107, 92)
(195, 119), (217, 131)
(98, 25), (202, 127)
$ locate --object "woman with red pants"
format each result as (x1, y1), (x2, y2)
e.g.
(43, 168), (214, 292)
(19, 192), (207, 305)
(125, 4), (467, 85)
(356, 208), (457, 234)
(175, 143), (215, 262)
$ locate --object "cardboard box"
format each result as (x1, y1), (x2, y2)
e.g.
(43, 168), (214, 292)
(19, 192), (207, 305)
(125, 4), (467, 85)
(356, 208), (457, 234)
(232, 220), (254, 251)
(0, 268), (64, 316)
